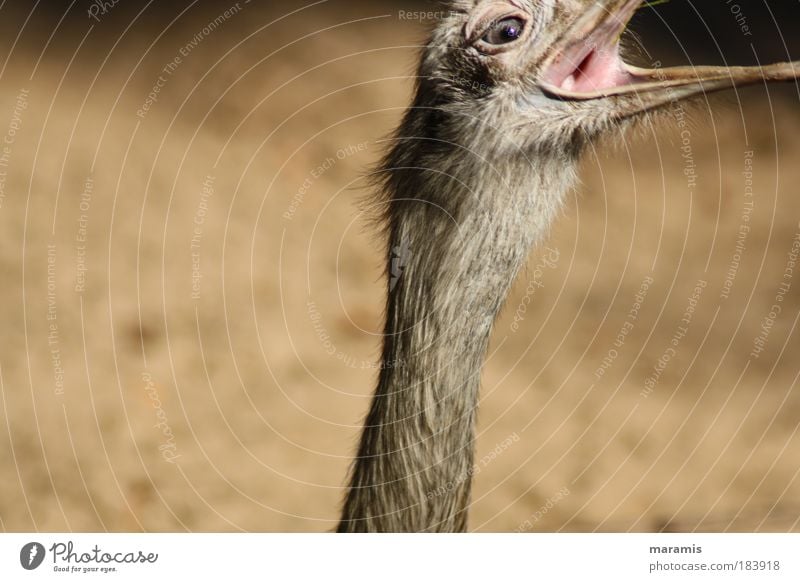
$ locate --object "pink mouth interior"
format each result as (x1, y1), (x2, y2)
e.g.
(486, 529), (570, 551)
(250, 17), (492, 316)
(544, 39), (637, 94)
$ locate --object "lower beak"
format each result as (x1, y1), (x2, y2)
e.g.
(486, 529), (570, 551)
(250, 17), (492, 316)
(538, 0), (800, 108)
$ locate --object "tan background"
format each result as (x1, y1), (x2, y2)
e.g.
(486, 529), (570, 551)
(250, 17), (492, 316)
(0, 1), (798, 532)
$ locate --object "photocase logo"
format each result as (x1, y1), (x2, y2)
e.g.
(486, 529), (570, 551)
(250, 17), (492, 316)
(390, 238), (412, 292)
(19, 542), (46, 570)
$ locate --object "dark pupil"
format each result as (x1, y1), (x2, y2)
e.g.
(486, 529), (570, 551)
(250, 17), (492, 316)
(484, 17), (525, 45)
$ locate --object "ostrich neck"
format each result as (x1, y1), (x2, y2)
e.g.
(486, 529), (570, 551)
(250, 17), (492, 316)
(338, 151), (576, 532)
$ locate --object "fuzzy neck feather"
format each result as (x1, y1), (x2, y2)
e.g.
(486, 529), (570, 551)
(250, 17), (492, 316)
(337, 124), (577, 531)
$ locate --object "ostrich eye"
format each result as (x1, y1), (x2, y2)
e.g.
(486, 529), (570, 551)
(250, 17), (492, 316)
(482, 17), (526, 45)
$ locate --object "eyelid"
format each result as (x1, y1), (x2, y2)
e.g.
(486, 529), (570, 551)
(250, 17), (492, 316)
(466, 7), (528, 45)
(482, 16), (526, 44)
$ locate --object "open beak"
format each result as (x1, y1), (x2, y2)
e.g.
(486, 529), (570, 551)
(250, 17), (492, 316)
(538, 0), (800, 109)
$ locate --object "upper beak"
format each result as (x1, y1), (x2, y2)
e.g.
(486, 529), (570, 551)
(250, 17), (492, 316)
(538, 0), (800, 108)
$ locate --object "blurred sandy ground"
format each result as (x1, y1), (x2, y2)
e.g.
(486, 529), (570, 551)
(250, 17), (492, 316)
(0, 0), (798, 532)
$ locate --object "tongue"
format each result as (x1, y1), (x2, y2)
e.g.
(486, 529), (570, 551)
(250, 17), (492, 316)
(562, 46), (633, 92)
(545, 42), (637, 94)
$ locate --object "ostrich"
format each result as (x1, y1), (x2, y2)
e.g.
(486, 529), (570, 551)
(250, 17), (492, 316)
(337, 0), (799, 532)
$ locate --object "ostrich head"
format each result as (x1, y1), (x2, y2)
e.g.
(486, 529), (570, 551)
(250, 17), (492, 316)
(411, 0), (799, 155)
